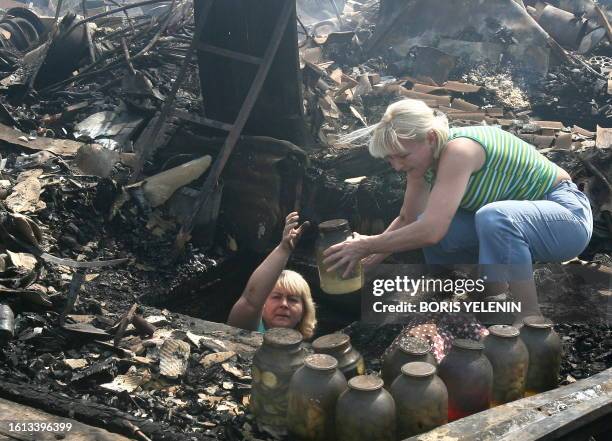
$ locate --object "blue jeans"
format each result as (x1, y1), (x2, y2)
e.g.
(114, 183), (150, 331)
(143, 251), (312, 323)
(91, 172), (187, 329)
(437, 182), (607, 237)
(422, 181), (593, 281)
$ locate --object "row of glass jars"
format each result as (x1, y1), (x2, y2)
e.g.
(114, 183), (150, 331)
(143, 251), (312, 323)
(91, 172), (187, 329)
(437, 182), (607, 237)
(250, 316), (561, 440)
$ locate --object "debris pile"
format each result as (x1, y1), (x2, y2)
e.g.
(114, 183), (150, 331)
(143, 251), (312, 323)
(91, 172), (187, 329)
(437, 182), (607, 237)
(0, 0), (609, 439)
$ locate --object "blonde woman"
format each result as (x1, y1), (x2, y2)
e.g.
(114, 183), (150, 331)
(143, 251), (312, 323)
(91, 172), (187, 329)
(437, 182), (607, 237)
(323, 99), (592, 327)
(228, 212), (317, 339)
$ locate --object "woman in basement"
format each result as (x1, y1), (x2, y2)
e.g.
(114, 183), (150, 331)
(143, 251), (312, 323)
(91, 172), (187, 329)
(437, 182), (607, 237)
(323, 99), (592, 358)
(227, 212), (317, 339)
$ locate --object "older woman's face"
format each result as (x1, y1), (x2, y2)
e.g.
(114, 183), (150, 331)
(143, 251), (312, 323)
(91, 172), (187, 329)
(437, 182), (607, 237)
(386, 136), (435, 173)
(262, 288), (304, 329)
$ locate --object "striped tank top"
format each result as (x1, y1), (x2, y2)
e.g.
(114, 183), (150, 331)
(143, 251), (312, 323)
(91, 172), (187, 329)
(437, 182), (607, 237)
(441, 126), (559, 211)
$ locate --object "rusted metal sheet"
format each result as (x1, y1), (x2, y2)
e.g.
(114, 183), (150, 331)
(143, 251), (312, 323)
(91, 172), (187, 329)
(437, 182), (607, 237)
(404, 367), (612, 441)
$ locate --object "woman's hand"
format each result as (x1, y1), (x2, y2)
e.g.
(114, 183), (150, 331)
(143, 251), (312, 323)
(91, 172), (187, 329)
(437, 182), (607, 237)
(323, 232), (371, 278)
(361, 253), (390, 273)
(280, 211), (309, 252)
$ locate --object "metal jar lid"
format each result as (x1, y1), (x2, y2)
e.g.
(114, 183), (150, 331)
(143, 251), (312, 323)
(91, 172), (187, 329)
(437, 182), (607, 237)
(348, 375), (383, 391)
(401, 361), (436, 378)
(263, 328), (303, 347)
(398, 336), (431, 355)
(313, 333), (350, 352)
(488, 325), (520, 338)
(305, 354), (338, 371)
(318, 219), (349, 232)
(452, 338), (484, 351)
(523, 316), (554, 329)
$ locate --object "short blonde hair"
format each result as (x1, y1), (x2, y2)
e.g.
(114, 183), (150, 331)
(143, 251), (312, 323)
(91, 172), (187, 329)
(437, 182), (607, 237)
(341, 99), (449, 160)
(275, 270), (317, 339)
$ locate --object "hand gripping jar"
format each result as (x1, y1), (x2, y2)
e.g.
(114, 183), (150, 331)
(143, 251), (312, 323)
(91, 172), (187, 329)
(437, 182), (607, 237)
(251, 328), (306, 427)
(287, 354), (348, 441)
(519, 316), (562, 396)
(437, 338), (493, 421)
(381, 336), (436, 388)
(315, 219), (364, 294)
(312, 333), (365, 380)
(390, 362), (448, 438)
(335, 375), (396, 441)
(483, 325), (529, 406)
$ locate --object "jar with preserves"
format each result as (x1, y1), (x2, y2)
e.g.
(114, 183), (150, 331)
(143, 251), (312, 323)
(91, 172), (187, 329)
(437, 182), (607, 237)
(519, 316), (561, 396)
(287, 354), (348, 441)
(437, 338), (492, 421)
(251, 328), (306, 427)
(312, 333), (365, 380)
(390, 361), (447, 438)
(483, 325), (529, 406)
(381, 336), (436, 387)
(315, 219), (363, 294)
(336, 375), (396, 441)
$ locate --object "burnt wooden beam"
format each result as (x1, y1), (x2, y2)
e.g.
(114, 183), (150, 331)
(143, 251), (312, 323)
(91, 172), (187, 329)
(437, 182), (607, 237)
(404, 367), (612, 440)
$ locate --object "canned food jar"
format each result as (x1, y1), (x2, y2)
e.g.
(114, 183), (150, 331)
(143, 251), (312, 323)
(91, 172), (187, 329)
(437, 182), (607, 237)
(251, 328), (306, 427)
(381, 336), (436, 387)
(437, 339), (493, 421)
(390, 362), (448, 438)
(519, 316), (561, 396)
(335, 375), (396, 441)
(287, 354), (348, 441)
(484, 325), (529, 406)
(315, 219), (363, 294)
(312, 333), (365, 380)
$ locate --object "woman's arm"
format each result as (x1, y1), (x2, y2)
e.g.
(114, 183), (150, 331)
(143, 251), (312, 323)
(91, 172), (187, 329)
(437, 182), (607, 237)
(363, 175), (430, 268)
(227, 212), (307, 331)
(324, 139), (482, 276)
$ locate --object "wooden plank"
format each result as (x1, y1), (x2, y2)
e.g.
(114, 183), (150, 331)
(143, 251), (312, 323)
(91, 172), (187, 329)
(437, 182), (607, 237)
(438, 106), (464, 114)
(452, 98), (480, 112)
(0, 398), (132, 440)
(596, 125), (612, 148)
(485, 107), (504, 117)
(196, 42), (263, 64)
(443, 80), (482, 93)
(447, 112), (487, 122)
(400, 89), (451, 107)
(173, 109), (233, 132)
(534, 120), (566, 130)
(572, 125), (596, 138)
(412, 83), (446, 94)
(405, 367), (612, 441)
(0, 123), (82, 156)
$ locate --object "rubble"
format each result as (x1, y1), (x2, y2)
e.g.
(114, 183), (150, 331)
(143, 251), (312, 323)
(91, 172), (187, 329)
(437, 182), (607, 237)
(0, 0), (609, 439)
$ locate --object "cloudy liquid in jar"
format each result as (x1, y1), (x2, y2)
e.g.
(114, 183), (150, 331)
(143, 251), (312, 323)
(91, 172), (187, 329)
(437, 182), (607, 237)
(315, 219), (364, 295)
(315, 248), (363, 294)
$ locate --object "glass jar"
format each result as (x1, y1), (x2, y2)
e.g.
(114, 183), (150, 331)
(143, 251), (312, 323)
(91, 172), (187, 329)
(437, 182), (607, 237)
(335, 375), (396, 441)
(519, 316), (561, 396)
(315, 219), (364, 294)
(437, 339), (492, 421)
(381, 336), (436, 387)
(312, 333), (365, 380)
(483, 325), (529, 406)
(287, 354), (348, 441)
(251, 328), (306, 427)
(390, 362), (448, 438)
